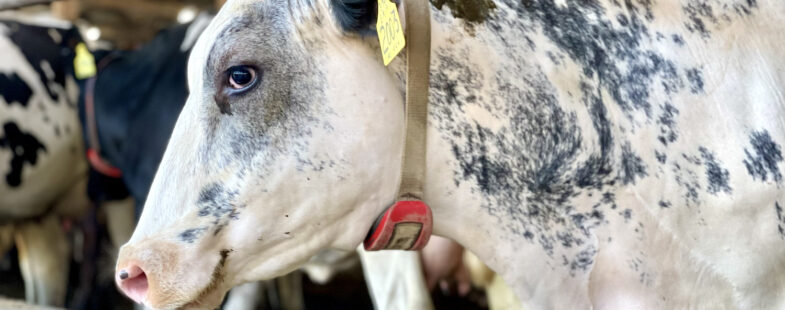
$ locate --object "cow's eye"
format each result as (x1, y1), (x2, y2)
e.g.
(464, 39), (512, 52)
(227, 66), (257, 91)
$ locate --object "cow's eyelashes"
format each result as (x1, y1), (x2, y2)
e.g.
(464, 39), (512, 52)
(225, 65), (259, 93)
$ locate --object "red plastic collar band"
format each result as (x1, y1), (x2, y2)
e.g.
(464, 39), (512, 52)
(364, 200), (432, 251)
(87, 148), (122, 178)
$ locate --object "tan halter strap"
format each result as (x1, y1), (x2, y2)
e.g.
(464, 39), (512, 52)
(397, 0), (431, 201)
(364, 0), (432, 251)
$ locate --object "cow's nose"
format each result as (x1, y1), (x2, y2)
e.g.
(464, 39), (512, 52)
(117, 264), (148, 304)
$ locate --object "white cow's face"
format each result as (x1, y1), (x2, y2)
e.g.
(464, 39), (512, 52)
(116, 0), (405, 308)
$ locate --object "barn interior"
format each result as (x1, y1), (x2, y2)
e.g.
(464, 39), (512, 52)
(37, 0), (219, 49)
(0, 0), (495, 309)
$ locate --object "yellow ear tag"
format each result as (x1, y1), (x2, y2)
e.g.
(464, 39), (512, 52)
(376, 0), (405, 66)
(74, 43), (96, 79)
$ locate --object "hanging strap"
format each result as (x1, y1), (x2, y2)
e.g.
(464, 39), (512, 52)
(397, 0), (431, 201)
(85, 54), (123, 178)
(364, 0), (432, 251)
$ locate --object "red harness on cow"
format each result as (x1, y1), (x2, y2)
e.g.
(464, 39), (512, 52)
(364, 0), (433, 251)
(84, 55), (122, 178)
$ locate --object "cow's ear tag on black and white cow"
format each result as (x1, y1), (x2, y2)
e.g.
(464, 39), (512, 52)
(364, 200), (432, 251)
(376, 0), (405, 65)
(74, 43), (96, 80)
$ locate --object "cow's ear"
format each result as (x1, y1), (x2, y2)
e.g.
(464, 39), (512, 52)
(331, 0), (377, 34)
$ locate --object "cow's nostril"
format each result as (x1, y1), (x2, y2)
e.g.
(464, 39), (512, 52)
(118, 265), (149, 304)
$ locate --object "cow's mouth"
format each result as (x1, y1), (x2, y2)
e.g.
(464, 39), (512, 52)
(179, 249), (232, 308)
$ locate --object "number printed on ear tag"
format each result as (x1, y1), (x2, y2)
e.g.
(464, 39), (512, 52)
(376, 0), (405, 66)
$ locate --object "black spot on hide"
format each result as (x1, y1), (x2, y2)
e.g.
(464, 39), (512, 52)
(0, 72), (33, 107)
(776, 202), (785, 239)
(671, 34), (685, 46)
(0, 122), (47, 187)
(431, 47), (612, 271)
(621, 208), (632, 221)
(743, 130), (783, 183)
(196, 183), (242, 235)
(699, 147), (731, 194)
(683, 1), (714, 38)
(672, 160), (701, 206)
(423, 0), (759, 277)
(566, 246), (596, 275)
(619, 143), (647, 184)
(685, 68), (704, 94)
(179, 227), (208, 243)
(657, 103), (679, 146)
(574, 86), (614, 189)
(682, 0), (758, 38)
(654, 150), (667, 164)
(498, 0), (684, 118)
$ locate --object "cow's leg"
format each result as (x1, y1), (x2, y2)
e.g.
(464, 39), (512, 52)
(276, 270), (304, 310)
(14, 214), (69, 306)
(486, 274), (522, 310)
(463, 250), (522, 310)
(0, 224), (14, 257)
(357, 247), (434, 310)
(302, 249), (358, 284)
(103, 197), (135, 248)
(0, 224), (14, 281)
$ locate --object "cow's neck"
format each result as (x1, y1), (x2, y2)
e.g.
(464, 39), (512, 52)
(406, 5), (623, 307)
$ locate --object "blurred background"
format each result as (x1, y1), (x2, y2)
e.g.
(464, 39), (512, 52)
(38, 0), (217, 49)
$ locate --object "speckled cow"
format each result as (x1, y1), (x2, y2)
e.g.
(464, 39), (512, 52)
(117, 0), (785, 308)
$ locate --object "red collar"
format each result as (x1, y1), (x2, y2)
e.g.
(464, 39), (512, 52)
(86, 148), (122, 178)
(84, 55), (122, 179)
(364, 200), (432, 251)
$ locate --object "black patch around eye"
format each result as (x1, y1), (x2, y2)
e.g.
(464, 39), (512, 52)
(331, 0), (377, 33)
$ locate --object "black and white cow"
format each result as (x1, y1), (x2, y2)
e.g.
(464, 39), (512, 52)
(116, 0), (785, 308)
(80, 14), (212, 218)
(0, 14), (89, 306)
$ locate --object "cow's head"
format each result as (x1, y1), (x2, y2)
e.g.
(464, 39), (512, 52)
(116, 0), (409, 307)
